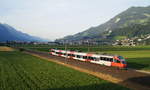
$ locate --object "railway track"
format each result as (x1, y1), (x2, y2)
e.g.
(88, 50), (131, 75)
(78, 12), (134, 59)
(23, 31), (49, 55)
(24, 49), (150, 90)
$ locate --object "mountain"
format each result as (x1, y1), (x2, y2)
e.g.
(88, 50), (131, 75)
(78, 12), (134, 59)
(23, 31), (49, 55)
(0, 23), (48, 42)
(57, 6), (150, 43)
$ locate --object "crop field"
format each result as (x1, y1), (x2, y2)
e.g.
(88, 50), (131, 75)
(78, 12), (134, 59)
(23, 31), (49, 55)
(17, 45), (150, 71)
(0, 51), (129, 90)
(0, 46), (14, 51)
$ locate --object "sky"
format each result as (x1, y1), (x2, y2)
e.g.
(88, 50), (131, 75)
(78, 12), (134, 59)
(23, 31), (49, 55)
(0, 0), (150, 40)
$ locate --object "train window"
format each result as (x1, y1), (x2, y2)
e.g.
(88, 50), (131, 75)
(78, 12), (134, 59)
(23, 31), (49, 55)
(106, 58), (110, 61)
(110, 58), (113, 62)
(116, 60), (120, 63)
(88, 57), (91, 60)
(106, 58), (113, 62)
(76, 55), (81, 58)
(100, 57), (107, 61)
(83, 56), (85, 59)
(102, 57), (105, 60)
(100, 57), (103, 60)
(93, 57), (96, 60)
(51, 50), (55, 52)
(88, 57), (94, 60)
(122, 61), (126, 64)
(83, 56), (87, 59)
(71, 54), (75, 57)
(93, 57), (99, 61)
(92, 57), (94, 60)
(68, 54), (71, 56)
(100, 57), (113, 61)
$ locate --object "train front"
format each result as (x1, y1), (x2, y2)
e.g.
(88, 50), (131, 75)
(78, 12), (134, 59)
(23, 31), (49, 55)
(112, 56), (127, 68)
(117, 56), (127, 68)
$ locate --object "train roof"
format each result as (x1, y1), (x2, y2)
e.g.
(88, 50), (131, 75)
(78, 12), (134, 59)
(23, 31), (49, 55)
(52, 49), (119, 57)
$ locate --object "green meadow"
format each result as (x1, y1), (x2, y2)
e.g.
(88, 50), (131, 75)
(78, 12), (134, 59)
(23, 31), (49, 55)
(105, 50), (150, 71)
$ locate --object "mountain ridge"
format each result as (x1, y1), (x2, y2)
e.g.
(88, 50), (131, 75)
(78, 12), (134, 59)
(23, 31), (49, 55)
(0, 23), (49, 42)
(56, 6), (150, 43)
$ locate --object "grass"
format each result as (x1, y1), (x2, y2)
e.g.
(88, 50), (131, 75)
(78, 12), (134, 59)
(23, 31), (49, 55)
(104, 51), (150, 71)
(19, 45), (150, 71)
(0, 51), (129, 90)
(114, 36), (127, 40)
(24, 45), (150, 52)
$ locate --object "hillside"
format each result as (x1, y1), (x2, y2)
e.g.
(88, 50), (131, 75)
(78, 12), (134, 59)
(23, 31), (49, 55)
(0, 23), (48, 42)
(109, 23), (150, 38)
(57, 6), (150, 43)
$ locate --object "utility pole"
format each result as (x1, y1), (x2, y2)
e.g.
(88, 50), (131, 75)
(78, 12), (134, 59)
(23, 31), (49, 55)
(65, 42), (67, 60)
(87, 40), (90, 52)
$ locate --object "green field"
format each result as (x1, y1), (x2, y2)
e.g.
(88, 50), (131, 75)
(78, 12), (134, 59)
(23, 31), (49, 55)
(0, 51), (129, 90)
(105, 51), (150, 71)
(22, 45), (150, 52)
(19, 45), (150, 71)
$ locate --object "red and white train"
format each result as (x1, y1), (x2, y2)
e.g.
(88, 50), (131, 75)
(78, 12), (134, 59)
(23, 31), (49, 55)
(50, 49), (127, 68)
